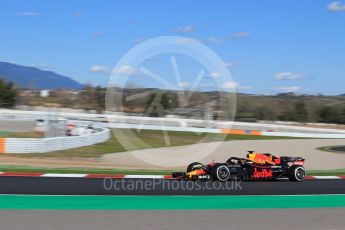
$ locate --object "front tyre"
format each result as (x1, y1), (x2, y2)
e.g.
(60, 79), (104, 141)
(289, 166), (306, 182)
(212, 165), (231, 182)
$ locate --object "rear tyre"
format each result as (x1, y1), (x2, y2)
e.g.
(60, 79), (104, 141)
(212, 165), (230, 182)
(187, 162), (203, 173)
(289, 166), (306, 182)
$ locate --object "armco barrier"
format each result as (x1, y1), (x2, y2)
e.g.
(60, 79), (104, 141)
(1, 128), (110, 154)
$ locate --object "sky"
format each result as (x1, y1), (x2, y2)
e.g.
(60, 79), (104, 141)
(1, 0), (345, 95)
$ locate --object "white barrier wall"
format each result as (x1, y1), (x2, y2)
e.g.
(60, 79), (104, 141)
(1, 109), (345, 139)
(4, 128), (111, 153)
(103, 122), (345, 138)
(261, 131), (345, 139)
(2, 108), (345, 134)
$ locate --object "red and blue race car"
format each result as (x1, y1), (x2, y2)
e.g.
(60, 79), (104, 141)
(172, 151), (306, 182)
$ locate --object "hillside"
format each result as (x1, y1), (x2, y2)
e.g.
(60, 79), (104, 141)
(0, 62), (83, 90)
(15, 86), (345, 124)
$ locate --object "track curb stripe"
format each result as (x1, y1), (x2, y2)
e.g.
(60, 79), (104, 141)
(0, 172), (344, 179)
(305, 176), (316, 179)
(85, 174), (125, 179)
(312, 176), (342, 179)
(41, 173), (88, 178)
(0, 172), (44, 177)
(124, 175), (165, 179)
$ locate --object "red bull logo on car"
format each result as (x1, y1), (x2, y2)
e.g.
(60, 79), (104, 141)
(252, 168), (273, 178)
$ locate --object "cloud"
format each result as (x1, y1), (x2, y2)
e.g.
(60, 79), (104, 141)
(224, 62), (240, 68)
(74, 10), (82, 17)
(207, 36), (223, 43)
(16, 12), (40, 16)
(30, 63), (54, 69)
(174, 37), (200, 45)
(328, 1), (345, 11)
(274, 72), (304, 80)
(92, 32), (105, 38)
(90, 65), (138, 75)
(221, 81), (251, 90)
(177, 82), (191, 88)
(273, 86), (301, 93)
(90, 65), (112, 74)
(209, 72), (222, 78)
(176, 26), (195, 33)
(229, 32), (250, 39)
(221, 81), (238, 89)
(115, 65), (138, 75)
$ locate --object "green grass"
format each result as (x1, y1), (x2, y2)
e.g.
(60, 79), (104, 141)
(308, 169), (345, 176)
(1, 195), (345, 210)
(318, 145), (345, 153)
(0, 131), (8, 137)
(0, 165), (343, 176)
(0, 131), (43, 138)
(0, 165), (171, 175)
(11, 129), (297, 158)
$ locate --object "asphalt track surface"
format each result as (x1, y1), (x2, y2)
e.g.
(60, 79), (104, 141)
(0, 177), (344, 195)
(1, 209), (345, 230)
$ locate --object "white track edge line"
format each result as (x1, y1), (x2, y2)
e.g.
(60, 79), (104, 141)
(41, 173), (88, 178)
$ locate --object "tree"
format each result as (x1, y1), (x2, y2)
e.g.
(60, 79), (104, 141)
(342, 107), (345, 124)
(77, 85), (105, 112)
(278, 101), (309, 122)
(318, 106), (342, 124)
(145, 92), (176, 116)
(294, 101), (309, 122)
(0, 79), (17, 108)
(278, 110), (297, 121)
(254, 106), (278, 121)
(94, 86), (106, 112)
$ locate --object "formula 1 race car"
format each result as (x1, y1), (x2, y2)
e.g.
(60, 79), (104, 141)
(172, 151), (306, 182)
